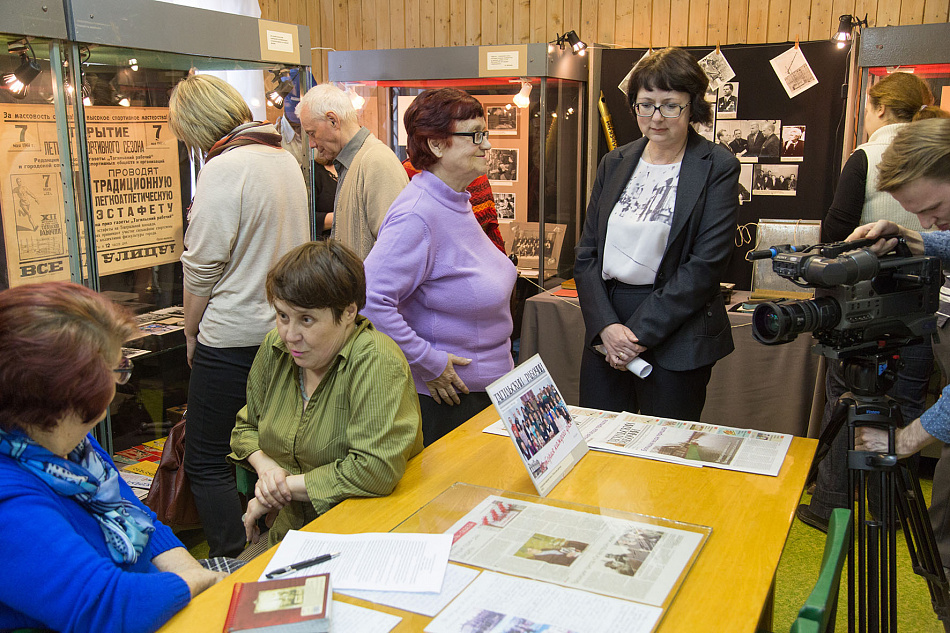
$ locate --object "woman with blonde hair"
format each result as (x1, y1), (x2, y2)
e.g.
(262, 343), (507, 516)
(171, 73), (309, 557)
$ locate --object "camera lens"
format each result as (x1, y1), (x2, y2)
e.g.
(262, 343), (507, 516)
(751, 297), (841, 345)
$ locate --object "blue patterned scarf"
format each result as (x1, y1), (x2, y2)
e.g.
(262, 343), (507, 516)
(0, 428), (155, 564)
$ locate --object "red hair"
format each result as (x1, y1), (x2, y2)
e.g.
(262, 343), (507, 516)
(0, 282), (138, 432)
(404, 88), (484, 171)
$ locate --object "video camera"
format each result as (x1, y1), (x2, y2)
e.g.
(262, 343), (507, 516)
(748, 237), (941, 357)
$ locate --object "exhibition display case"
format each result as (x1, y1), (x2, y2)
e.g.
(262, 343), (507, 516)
(328, 44), (587, 285)
(0, 0), (312, 455)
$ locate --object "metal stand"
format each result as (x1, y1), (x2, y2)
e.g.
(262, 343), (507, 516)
(811, 350), (950, 632)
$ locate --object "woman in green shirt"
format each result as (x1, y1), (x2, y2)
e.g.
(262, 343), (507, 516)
(230, 241), (423, 546)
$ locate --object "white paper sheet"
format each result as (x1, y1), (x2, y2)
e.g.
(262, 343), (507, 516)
(425, 571), (663, 633)
(333, 600), (402, 633)
(260, 531), (452, 592)
(337, 564), (481, 617)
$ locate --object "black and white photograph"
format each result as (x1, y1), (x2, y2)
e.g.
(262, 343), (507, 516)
(716, 120), (782, 161)
(769, 46), (819, 98)
(781, 125), (806, 161)
(716, 82), (738, 118)
(494, 192), (516, 220)
(738, 164), (752, 204)
(691, 120), (714, 142)
(486, 105), (519, 135)
(487, 148), (518, 182)
(697, 49), (736, 91)
(752, 164), (798, 196)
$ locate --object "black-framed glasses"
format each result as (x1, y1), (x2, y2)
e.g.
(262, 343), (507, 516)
(114, 356), (134, 385)
(633, 102), (689, 118)
(451, 130), (490, 144)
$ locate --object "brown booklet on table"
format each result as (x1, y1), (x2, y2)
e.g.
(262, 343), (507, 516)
(223, 573), (331, 632)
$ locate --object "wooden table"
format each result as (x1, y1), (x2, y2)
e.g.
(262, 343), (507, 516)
(159, 407), (817, 633)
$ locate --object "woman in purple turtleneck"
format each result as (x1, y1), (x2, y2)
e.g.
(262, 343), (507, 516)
(363, 88), (516, 446)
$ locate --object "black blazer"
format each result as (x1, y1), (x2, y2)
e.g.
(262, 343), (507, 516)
(574, 129), (739, 371)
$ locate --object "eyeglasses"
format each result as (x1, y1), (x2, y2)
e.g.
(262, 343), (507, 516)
(114, 356), (134, 385)
(451, 130), (490, 144)
(633, 102), (689, 118)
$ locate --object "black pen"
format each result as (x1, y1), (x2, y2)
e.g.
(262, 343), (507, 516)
(265, 551), (341, 579)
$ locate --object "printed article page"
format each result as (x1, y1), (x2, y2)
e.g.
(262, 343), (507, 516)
(445, 495), (707, 607)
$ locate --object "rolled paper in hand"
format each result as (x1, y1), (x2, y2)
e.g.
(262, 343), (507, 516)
(626, 356), (652, 378)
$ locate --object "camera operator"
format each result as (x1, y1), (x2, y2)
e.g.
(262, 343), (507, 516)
(847, 117), (950, 567)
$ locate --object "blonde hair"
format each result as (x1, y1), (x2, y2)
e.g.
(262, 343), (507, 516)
(877, 119), (950, 192)
(168, 74), (252, 155)
(867, 72), (934, 123)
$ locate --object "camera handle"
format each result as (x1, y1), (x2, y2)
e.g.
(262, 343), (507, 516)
(809, 353), (950, 632)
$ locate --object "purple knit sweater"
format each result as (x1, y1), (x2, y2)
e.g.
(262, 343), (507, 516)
(363, 170), (516, 394)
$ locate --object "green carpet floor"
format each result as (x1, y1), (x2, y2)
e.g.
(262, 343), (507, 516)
(772, 478), (946, 632)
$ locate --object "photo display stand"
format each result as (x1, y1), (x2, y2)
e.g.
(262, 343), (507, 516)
(392, 482), (712, 632)
(750, 218), (821, 300)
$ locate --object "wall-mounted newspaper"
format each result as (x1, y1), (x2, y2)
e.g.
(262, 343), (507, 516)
(483, 405), (793, 477)
(487, 354), (588, 496)
(445, 494), (708, 611)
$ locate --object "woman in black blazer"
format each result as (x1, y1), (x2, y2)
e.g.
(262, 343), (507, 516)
(574, 48), (739, 420)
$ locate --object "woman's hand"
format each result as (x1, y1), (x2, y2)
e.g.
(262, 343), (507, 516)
(255, 466), (293, 509)
(243, 498), (278, 544)
(185, 334), (197, 368)
(847, 220), (924, 256)
(151, 547), (228, 597)
(426, 353), (472, 405)
(599, 324), (647, 371)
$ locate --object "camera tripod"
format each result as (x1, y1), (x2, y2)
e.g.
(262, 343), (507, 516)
(811, 347), (950, 632)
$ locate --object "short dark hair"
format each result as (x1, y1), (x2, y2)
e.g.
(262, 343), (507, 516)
(626, 47), (713, 126)
(266, 240), (366, 323)
(0, 282), (137, 432)
(405, 88), (484, 171)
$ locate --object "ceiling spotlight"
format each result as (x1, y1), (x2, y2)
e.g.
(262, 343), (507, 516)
(513, 81), (532, 109)
(128, 58), (138, 72)
(117, 95), (131, 107)
(3, 40), (40, 99)
(266, 79), (294, 109)
(555, 30), (587, 55)
(833, 14), (867, 49)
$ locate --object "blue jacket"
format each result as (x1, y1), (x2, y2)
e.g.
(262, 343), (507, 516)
(0, 434), (191, 633)
(922, 232), (950, 443)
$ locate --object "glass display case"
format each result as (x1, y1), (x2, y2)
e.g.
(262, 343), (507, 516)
(328, 44), (587, 286)
(0, 0), (312, 455)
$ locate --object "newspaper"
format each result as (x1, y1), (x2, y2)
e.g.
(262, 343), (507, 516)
(487, 355), (588, 496)
(484, 406), (792, 477)
(445, 495), (706, 607)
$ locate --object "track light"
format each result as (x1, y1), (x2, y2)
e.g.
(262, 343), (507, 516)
(554, 30), (587, 55)
(833, 14), (868, 49)
(267, 79), (293, 108)
(513, 81), (532, 109)
(4, 40), (40, 100)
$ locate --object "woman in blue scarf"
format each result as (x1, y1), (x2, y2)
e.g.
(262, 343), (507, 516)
(0, 282), (227, 633)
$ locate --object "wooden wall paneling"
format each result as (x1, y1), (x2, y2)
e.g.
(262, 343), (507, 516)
(578, 0), (599, 45)
(317, 0), (335, 83)
(687, 0), (710, 45)
(706, 0), (729, 47)
(495, 0), (513, 44)
(853, 0), (880, 27)
(669, 0), (691, 45)
(549, 0), (566, 44)
(746, 0), (770, 43)
(259, 0), (278, 20)
(277, 0), (298, 25)
(348, 0), (363, 48)
(389, 0), (406, 48)
(632, 0), (653, 46)
(466, 0), (482, 44)
(434, 0), (451, 45)
(481, 0), (498, 44)
(597, 0), (616, 45)
(421, 0), (436, 47)
(787, 0), (812, 43)
(900, 0), (928, 23)
(876, 0), (902, 25)
(651, 0), (672, 46)
(767, 0), (792, 43)
(562, 0), (581, 42)
(362, 0), (378, 50)
(531, 0), (547, 42)
(406, 0), (421, 47)
(334, 0), (349, 55)
(513, 0), (531, 43)
(375, 0), (393, 48)
(923, 0), (950, 22)
(305, 0), (322, 83)
(615, 0), (635, 46)
(450, 0), (466, 45)
(807, 0), (834, 38)
(727, 0), (750, 44)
